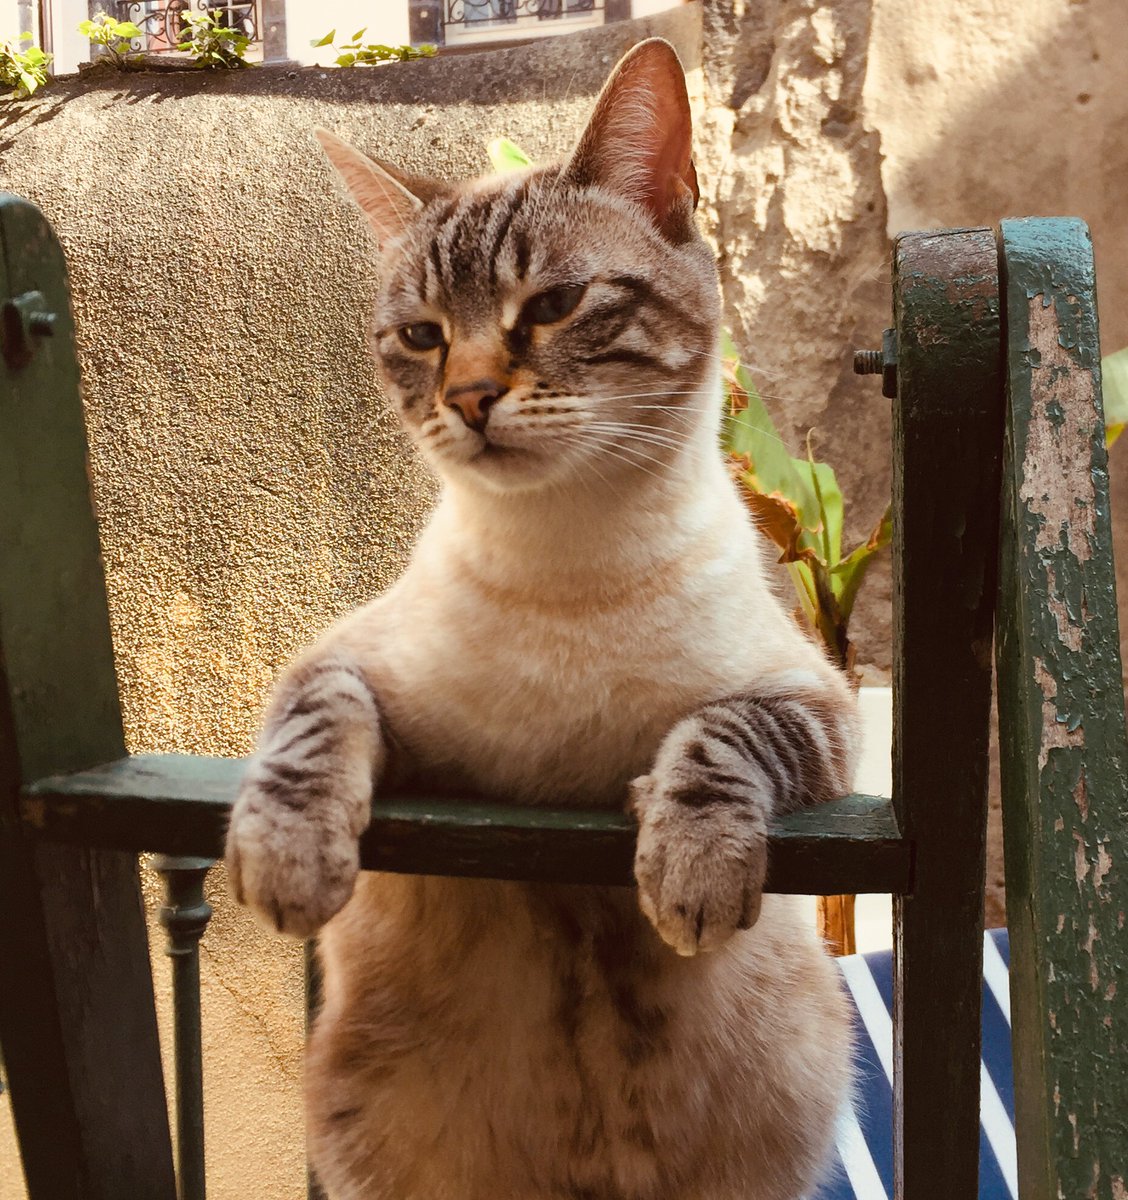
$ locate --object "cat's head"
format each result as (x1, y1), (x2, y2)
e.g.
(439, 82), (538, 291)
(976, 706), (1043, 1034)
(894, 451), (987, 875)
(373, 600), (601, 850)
(317, 39), (720, 495)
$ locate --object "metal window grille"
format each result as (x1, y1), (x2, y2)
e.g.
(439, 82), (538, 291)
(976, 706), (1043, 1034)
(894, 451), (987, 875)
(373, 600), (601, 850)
(443, 0), (603, 36)
(114, 0), (262, 54)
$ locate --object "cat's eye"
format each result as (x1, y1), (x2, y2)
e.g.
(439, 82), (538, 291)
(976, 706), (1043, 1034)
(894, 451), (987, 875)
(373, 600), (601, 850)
(399, 322), (445, 351)
(521, 284), (586, 326)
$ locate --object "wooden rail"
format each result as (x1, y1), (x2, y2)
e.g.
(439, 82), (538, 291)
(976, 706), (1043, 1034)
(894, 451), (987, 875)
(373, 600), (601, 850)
(22, 755), (909, 893)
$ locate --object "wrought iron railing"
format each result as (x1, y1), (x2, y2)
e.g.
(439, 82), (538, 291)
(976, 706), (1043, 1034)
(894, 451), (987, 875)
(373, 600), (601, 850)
(114, 0), (261, 54)
(152, 856), (326, 1200)
(443, 0), (602, 36)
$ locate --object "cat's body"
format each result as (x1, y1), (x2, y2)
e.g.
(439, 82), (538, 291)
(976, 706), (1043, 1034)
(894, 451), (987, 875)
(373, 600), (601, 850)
(226, 40), (859, 1200)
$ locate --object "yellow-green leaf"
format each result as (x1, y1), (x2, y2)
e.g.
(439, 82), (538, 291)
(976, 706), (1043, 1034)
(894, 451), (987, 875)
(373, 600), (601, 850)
(487, 138), (533, 173)
(1103, 347), (1128, 448)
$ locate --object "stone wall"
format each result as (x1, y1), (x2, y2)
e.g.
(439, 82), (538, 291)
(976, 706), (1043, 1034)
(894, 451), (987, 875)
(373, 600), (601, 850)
(2, 1), (1127, 1195)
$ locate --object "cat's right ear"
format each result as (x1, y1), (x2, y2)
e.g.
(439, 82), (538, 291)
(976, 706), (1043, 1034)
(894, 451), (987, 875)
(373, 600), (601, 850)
(562, 39), (699, 242)
(314, 128), (440, 248)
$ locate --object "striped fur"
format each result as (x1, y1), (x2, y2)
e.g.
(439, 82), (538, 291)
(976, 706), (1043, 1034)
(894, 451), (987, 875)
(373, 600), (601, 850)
(228, 39), (861, 1200)
(631, 677), (856, 957)
(228, 655), (385, 937)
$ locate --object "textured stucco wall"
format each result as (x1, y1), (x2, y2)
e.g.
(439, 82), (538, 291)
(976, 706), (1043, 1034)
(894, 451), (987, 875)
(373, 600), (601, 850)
(2, 0), (1128, 1194)
(0, 11), (702, 1200)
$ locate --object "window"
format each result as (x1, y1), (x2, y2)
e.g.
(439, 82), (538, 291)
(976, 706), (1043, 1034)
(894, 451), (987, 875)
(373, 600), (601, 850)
(442, 0), (605, 46)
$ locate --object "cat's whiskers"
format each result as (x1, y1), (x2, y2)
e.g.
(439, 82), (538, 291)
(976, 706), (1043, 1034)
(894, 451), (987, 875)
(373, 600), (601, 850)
(597, 388), (714, 402)
(582, 421), (695, 453)
(676, 342), (798, 385)
(559, 428), (674, 483)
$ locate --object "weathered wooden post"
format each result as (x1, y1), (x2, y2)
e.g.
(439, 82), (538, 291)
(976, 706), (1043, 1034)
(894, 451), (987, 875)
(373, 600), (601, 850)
(996, 217), (1128, 1200)
(0, 194), (177, 1199)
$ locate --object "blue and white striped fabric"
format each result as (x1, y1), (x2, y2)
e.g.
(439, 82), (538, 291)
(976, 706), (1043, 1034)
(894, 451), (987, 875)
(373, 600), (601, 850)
(815, 930), (1016, 1200)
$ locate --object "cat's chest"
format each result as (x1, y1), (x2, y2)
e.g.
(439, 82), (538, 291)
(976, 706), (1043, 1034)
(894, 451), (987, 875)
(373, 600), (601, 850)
(365, 579), (756, 802)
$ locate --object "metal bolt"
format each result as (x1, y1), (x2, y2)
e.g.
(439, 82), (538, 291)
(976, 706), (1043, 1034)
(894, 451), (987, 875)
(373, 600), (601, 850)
(854, 349), (883, 375)
(28, 311), (56, 337)
(2, 291), (58, 368)
(853, 327), (898, 399)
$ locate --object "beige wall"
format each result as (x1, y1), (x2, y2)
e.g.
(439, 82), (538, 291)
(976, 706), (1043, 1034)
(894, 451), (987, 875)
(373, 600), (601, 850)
(2, 0), (1127, 1194)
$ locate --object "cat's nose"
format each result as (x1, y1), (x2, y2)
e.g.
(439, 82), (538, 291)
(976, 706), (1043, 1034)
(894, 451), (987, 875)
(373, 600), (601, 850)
(444, 379), (507, 433)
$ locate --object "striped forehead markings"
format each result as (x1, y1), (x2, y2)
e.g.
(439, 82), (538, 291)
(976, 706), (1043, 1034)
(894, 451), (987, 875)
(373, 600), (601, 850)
(428, 180), (533, 300)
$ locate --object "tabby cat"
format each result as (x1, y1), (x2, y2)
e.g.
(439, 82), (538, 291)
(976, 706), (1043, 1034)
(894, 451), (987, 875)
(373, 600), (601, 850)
(226, 38), (860, 1200)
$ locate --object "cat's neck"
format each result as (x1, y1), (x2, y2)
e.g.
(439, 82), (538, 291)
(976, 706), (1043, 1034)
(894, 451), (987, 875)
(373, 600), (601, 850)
(421, 420), (744, 605)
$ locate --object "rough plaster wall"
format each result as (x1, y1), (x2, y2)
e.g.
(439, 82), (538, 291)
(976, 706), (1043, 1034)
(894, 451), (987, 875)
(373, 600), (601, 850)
(698, 0), (893, 677)
(0, 11), (702, 1200)
(866, 0), (1128, 924)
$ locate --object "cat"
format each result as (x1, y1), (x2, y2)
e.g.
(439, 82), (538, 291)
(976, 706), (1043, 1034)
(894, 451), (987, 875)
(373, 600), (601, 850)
(225, 37), (860, 1200)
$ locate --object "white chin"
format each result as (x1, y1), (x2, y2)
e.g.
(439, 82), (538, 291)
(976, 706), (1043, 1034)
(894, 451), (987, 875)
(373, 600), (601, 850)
(446, 441), (569, 493)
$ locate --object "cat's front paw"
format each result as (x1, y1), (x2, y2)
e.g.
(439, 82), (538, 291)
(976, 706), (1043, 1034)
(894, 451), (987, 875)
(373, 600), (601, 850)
(630, 722), (770, 956)
(226, 761), (362, 939)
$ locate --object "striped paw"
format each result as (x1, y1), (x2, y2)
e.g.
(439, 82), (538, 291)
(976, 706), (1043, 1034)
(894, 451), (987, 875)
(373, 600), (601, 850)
(226, 766), (362, 939)
(225, 656), (383, 939)
(630, 715), (771, 956)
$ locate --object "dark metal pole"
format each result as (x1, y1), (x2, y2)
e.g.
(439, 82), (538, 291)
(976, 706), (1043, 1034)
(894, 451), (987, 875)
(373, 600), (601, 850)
(154, 855), (216, 1200)
(305, 939), (327, 1200)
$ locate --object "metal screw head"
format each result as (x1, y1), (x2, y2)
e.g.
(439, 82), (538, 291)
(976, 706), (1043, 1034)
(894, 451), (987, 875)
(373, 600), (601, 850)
(28, 311), (56, 337)
(853, 327), (898, 398)
(1, 291), (58, 369)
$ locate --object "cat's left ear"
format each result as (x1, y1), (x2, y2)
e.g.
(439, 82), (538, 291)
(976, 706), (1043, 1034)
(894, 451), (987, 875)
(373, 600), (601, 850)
(563, 38), (699, 242)
(315, 128), (448, 248)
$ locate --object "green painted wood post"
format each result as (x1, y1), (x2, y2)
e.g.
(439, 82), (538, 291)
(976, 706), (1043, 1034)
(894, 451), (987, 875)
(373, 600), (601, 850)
(996, 217), (1128, 1200)
(0, 194), (177, 1199)
(890, 228), (1003, 1200)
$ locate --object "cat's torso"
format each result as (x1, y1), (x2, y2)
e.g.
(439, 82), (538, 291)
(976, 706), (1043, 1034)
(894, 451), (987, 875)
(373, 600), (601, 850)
(327, 463), (828, 805)
(304, 463), (851, 1200)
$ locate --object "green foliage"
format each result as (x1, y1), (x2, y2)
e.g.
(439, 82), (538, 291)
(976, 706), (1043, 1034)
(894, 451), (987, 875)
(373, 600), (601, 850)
(177, 10), (251, 68)
(77, 14), (142, 69)
(720, 332), (891, 674)
(1102, 347), (1128, 447)
(0, 32), (51, 98)
(487, 138), (533, 173)
(312, 29), (436, 68)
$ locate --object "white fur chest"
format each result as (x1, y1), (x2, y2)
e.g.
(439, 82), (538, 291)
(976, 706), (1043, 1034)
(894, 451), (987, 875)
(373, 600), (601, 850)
(344, 506), (797, 806)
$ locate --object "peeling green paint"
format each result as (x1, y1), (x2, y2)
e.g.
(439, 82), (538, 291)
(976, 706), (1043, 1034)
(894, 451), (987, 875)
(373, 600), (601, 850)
(996, 217), (1128, 1200)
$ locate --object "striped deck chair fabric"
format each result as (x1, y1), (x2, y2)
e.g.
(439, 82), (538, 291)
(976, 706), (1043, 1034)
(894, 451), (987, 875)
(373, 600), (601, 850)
(815, 930), (1016, 1200)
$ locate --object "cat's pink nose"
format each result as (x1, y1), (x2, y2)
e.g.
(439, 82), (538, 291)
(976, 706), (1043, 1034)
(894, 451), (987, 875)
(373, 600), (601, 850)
(444, 379), (507, 433)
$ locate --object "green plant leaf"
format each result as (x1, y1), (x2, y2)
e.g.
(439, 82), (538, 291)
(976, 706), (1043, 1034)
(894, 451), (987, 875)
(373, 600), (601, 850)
(721, 369), (818, 539)
(351, 27), (367, 41)
(311, 29), (336, 47)
(118, 21), (142, 37)
(1103, 347), (1128, 447)
(795, 434), (844, 566)
(831, 505), (892, 621)
(77, 19), (95, 36)
(487, 137), (533, 172)
(335, 52), (356, 67)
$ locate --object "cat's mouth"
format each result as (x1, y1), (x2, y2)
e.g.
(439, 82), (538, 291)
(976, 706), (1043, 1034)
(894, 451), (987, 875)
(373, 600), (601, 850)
(470, 438), (523, 462)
